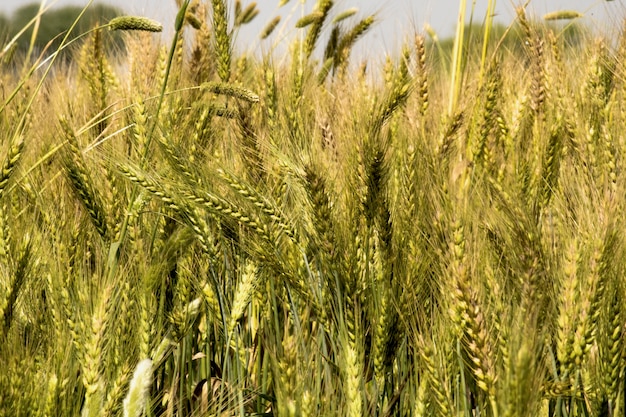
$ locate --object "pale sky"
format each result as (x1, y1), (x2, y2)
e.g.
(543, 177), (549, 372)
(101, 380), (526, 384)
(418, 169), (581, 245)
(1, 0), (625, 57)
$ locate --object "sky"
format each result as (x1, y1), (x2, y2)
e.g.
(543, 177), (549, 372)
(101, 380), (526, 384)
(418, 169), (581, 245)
(1, 0), (625, 58)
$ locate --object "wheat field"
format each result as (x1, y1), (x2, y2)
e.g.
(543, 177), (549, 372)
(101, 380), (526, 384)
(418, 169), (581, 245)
(0, 0), (625, 416)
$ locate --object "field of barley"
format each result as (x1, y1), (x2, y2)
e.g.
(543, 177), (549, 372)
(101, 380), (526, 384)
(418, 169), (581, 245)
(0, 0), (625, 416)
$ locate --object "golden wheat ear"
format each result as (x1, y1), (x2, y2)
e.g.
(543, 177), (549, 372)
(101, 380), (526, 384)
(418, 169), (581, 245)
(0, 137), (25, 199)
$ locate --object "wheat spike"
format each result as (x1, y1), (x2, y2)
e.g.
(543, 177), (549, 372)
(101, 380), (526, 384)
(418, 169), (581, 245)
(212, 0), (232, 82)
(227, 261), (259, 336)
(60, 118), (110, 239)
(304, 0), (333, 59)
(543, 10), (583, 21)
(0, 136), (24, 200)
(260, 16), (281, 39)
(123, 359), (153, 417)
(109, 16), (163, 32)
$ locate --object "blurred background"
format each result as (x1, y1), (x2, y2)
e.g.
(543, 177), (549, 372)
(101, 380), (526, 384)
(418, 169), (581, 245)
(0, 0), (624, 59)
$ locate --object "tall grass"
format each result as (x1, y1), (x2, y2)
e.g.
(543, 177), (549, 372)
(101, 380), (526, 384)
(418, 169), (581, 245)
(1, 1), (625, 416)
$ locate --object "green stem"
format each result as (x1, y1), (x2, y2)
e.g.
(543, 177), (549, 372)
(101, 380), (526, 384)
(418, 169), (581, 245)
(479, 0), (497, 84)
(107, 0), (191, 281)
(449, 0), (467, 115)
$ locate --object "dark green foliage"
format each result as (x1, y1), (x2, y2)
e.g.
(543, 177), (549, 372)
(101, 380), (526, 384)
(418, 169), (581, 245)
(5, 3), (123, 57)
(430, 20), (589, 70)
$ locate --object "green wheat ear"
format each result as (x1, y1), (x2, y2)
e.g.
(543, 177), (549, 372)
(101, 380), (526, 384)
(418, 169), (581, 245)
(201, 81), (260, 102)
(543, 10), (583, 21)
(296, 12), (324, 28)
(333, 8), (358, 24)
(260, 16), (281, 39)
(109, 16), (163, 32)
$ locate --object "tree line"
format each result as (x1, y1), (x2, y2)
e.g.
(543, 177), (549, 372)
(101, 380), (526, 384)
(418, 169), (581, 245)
(0, 3), (122, 57)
